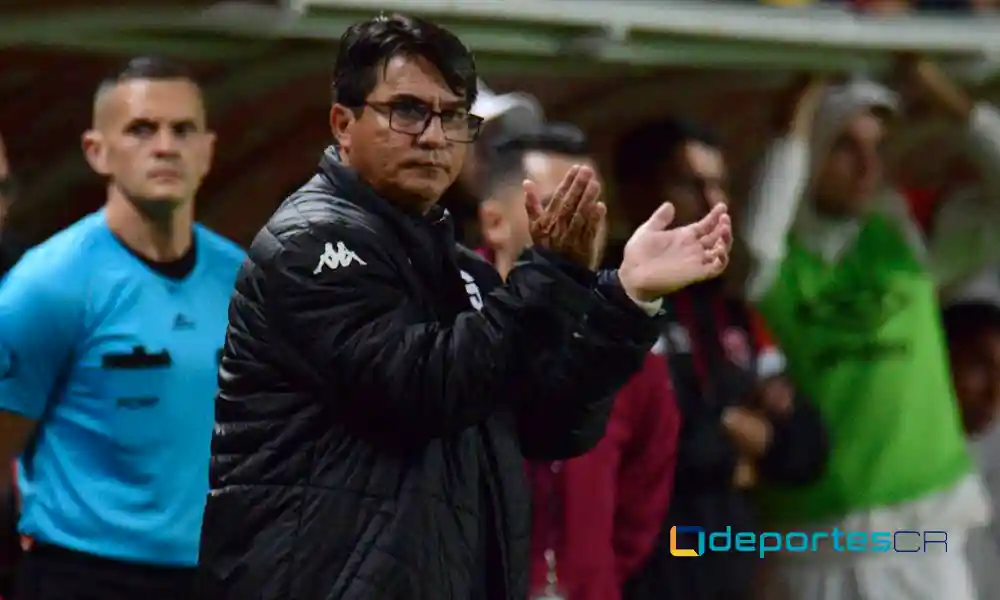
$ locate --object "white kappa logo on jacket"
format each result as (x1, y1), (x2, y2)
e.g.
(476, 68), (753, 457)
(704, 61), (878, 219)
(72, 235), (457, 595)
(314, 242), (366, 274)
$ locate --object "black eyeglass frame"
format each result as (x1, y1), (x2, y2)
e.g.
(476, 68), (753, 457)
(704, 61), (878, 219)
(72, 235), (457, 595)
(362, 100), (484, 144)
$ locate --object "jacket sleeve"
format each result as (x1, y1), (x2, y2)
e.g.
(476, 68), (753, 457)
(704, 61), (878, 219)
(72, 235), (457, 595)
(263, 219), (618, 445)
(514, 265), (660, 460)
(758, 393), (829, 486)
(612, 354), (680, 583)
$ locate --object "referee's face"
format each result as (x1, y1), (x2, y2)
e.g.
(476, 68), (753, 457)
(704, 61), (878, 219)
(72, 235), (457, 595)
(84, 78), (215, 214)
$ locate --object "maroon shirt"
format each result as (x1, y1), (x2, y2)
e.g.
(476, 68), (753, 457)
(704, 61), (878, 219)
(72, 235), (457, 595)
(526, 353), (679, 600)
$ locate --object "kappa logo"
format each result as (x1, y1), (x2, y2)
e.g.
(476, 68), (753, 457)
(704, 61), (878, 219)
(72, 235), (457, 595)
(460, 270), (483, 311)
(314, 241), (366, 274)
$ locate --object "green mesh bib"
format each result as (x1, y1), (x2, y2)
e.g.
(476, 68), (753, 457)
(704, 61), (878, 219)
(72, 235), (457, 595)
(756, 213), (971, 525)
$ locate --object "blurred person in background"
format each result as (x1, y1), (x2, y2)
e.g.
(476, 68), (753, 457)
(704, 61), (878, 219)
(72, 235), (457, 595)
(439, 80), (543, 243)
(0, 57), (244, 600)
(478, 123), (681, 600)
(479, 123), (601, 274)
(943, 300), (1000, 600)
(0, 133), (24, 280)
(198, 13), (732, 600)
(742, 58), (1000, 600)
(614, 117), (829, 600)
(0, 132), (23, 600)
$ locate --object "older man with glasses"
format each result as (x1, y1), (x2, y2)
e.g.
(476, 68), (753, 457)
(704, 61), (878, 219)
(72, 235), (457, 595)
(198, 14), (733, 600)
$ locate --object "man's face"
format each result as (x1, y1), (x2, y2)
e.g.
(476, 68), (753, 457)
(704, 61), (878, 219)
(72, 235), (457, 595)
(83, 79), (214, 214)
(661, 141), (727, 227)
(332, 55), (469, 210)
(814, 111), (886, 217)
(951, 331), (1000, 436)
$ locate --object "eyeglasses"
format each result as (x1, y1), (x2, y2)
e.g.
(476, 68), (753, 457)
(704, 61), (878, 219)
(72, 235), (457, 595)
(364, 101), (484, 144)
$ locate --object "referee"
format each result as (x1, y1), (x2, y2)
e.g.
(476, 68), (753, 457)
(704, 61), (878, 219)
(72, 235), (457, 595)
(0, 57), (243, 600)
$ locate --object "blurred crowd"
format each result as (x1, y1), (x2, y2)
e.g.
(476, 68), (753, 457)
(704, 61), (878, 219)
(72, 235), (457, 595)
(759, 0), (1000, 13)
(1, 15), (1000, 600)
(451, 56), (1000, 600)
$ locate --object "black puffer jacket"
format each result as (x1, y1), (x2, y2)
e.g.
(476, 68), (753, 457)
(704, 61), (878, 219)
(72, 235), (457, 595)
(197, 148), (658, 600)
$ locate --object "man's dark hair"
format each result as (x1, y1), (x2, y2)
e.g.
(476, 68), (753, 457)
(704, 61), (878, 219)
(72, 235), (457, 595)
(332, 14), (477, 108)
(613, 116), (721, 185)
(943, 301), (1000, 345)
(96, 56), (198, 100)
(481, 123), (590, 201)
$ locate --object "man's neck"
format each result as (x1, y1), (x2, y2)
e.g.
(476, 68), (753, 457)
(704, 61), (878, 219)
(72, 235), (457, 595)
(104, 192), (193, 262)
(493, 248), (517, 281)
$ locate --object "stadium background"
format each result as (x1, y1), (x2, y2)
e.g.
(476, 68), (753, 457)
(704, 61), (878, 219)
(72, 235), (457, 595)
(4, 0), (1000, 246)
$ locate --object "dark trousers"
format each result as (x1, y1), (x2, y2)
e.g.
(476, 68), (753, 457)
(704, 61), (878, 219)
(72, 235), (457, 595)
(15, 543), (196, 600)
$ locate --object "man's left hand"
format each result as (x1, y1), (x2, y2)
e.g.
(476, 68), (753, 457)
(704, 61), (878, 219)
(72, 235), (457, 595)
(618, 202), (732, 303)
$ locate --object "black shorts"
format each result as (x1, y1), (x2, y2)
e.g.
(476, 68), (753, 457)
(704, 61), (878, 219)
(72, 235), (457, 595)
(14, 543), (196, 600)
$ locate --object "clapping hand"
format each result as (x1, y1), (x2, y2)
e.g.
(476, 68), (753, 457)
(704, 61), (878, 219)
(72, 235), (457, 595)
(525, 165), (606, 270)
(618, 202), (732, 303)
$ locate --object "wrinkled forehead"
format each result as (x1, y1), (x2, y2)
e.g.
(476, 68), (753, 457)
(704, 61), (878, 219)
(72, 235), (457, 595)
(98, 79), (206, 127)
(373, 54), (467, 108)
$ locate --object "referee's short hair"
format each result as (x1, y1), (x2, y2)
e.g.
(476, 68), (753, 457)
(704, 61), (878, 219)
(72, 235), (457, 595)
(95, 56), (199, 101)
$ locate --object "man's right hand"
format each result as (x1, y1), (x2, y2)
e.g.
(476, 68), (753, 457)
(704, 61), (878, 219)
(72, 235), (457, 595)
(525, 165), (606, 269)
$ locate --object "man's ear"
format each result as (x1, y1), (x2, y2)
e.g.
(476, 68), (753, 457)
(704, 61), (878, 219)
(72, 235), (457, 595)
(479, 200), (510, 248)
(201, 130), (217, 177)
(81, 130), (110, 176)
(330, 104), (357, 153)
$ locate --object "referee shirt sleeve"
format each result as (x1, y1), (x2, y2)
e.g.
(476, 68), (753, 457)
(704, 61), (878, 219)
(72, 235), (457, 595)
(0, 252), (82, 419)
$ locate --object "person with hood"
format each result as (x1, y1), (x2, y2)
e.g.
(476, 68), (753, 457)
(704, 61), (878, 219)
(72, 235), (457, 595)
(742, 58), (1000, 600)
(478, 123), (681, 600)
(198, 14), (732, 600)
